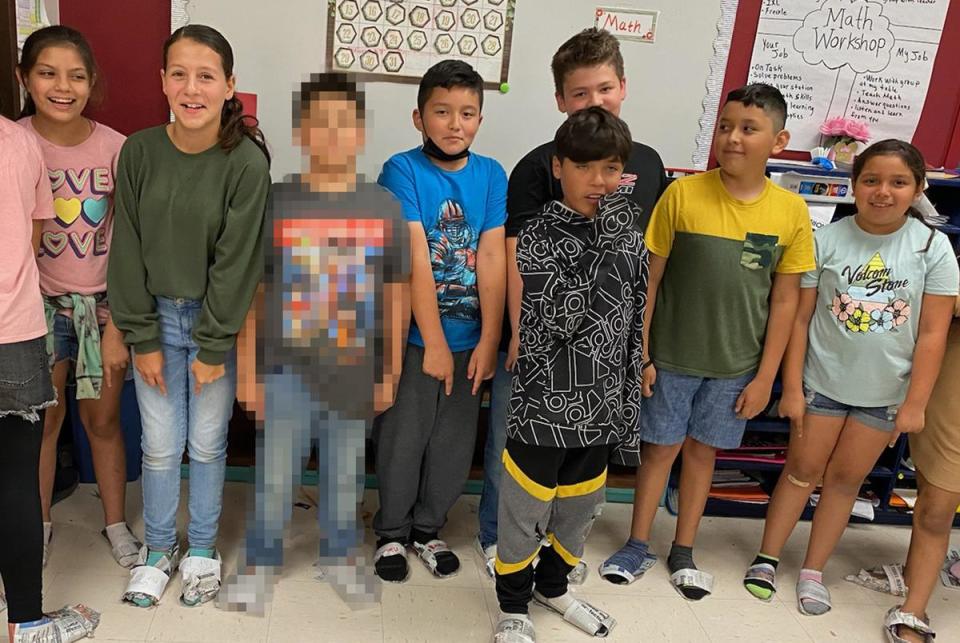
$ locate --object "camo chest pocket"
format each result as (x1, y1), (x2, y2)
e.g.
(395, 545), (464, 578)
(740, 232), (779, 270)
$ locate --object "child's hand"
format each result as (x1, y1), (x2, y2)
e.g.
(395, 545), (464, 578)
(101, 329), (130, 390)
(889, 402), (925, 447)
(641, 363), (657, 397)
(468, 340), (498, 396)
(423, 342), (455, 396)
(134, 351), (167, 396)
(777, 388), (806, 437)
(735, 376), (773, 420)
(505, 335), (520, 372)
(192, 359), (226, 395)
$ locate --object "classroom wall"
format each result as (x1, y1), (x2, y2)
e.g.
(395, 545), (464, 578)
(183, 0), (723, 180)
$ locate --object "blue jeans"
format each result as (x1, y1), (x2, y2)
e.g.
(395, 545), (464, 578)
(478, 351), (511, 549)
(245, 367), (367, 566)
(134, 297), (236, 551)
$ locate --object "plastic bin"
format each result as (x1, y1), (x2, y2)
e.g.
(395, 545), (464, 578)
(68, 379), (143, 483)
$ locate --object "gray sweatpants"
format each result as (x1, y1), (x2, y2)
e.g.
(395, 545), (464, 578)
(373, 343), (482, 541)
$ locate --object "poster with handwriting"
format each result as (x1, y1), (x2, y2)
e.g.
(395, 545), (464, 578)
(746, 0), (949, 151)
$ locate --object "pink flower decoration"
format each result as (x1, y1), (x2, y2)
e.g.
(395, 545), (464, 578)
(833, 293), (855, 322)
(819, 117), (847, 137)
(886, 299), (911, 326)
(819, 116), (871, 142)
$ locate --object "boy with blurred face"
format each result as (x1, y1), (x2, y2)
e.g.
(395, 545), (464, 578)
(220, 73), (409, 611)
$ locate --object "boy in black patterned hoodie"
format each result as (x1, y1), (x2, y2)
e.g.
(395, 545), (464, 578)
(493, 107), (647, 643)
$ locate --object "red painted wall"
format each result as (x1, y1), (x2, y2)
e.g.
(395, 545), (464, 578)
(59, 0), (170, 135)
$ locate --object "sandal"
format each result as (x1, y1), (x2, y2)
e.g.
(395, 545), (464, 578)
(845, 563), (907, 596)
(599, 552), (657, 585)
(797, 577), (832, 616)
(412, 538), (459, 578)
(102, 524), (142, 569)
(884, 606), (935, 642)
(670, 568), (714, 600)
(533, 591), (615, 638)
(373, 541), (409, 583)
(179, 550), (222, 606)
(123, 545), (180, 608)
(743, 562), (777, 601)
(494, 612), (536, 643)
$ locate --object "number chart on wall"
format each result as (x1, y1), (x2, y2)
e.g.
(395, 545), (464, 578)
(326, 0), (517, 88)
(746, 0), (950, 151)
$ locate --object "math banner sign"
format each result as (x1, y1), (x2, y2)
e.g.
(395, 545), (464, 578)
(594, 6), (659, 43)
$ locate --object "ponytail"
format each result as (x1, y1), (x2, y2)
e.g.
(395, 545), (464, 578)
(219, 95), (270, 163)
(906, 205), (936, 254)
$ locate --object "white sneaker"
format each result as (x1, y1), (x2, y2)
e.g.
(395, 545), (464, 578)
(475, 536), (497, 578)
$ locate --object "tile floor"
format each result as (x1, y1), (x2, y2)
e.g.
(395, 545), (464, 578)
(5, 480), (958, 642)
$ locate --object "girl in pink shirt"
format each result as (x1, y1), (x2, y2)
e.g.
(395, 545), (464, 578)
(18, 26), (140, 569)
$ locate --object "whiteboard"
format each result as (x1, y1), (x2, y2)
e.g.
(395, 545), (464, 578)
(180, 0), (724, 180)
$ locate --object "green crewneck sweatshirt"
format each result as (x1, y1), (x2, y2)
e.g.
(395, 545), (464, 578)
(107, 125), (269, 365)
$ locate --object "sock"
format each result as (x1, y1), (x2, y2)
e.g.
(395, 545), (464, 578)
(412, 529), (459, 576)
(374, 537), (408, 582)
(668, 543), (709, 601)
(601, 538), (650, 584)
(188, 547), (216, 559)
(798, 568), (831, 615)
(744, 553), (779, 600)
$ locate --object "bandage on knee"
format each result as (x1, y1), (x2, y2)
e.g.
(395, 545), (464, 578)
(786, 474), (810, 488)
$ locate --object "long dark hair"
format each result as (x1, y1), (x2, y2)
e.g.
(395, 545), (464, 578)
(163, 25), (270, 163)
(852, 139), (935, 253)
(17, 25), (102, 118)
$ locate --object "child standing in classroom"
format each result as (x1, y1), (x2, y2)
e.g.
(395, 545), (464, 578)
(494, 106), (646, 643)
(108, 25), (270, 608)
(743, 140), (958, 617)
(373, 59), (506, 582)
(17, 25), (140, 570)
(603, 84), (815, 598)
(476, 27), (667, 581)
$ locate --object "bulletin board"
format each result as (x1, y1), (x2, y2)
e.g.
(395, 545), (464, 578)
(702, 0), (960, 168)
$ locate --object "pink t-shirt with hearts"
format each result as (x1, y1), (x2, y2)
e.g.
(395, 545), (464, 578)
(19, 118), (125, 314)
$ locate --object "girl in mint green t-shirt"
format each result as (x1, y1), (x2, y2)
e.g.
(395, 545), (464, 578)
(744, 141), (959, 622)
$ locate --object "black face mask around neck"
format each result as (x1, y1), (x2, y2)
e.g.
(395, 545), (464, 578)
(421, 137), (470, 162)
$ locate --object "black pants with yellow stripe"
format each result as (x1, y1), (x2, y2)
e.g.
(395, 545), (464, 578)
(494, 438), (608, 614)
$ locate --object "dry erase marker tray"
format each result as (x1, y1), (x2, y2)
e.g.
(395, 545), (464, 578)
(771, 171), (854, 204)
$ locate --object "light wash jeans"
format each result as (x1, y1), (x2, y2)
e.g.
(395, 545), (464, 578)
(477, 351), (511, 549)
(245, 367), (367, 567)
(134, 297), (236, 551)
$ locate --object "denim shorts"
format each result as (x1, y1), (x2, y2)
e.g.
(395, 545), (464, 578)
(0, 335), (55, 421)
(52, 312), (95, 363)
(640, 367), (755, 450)
(803, 386), (897, 432)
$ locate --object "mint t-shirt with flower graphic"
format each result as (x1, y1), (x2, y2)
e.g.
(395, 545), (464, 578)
(802, 216), (959, 407)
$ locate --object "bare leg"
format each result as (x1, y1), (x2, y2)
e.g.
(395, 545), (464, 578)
(77, 367), (127, 526)
(39, 360), (71, 522)
(628, 441), (683, 540)
(896, 474), (960, 642)
(803, 418), (893, 571)
(758, 414), (845, 558)
(674, 437), (717, 547)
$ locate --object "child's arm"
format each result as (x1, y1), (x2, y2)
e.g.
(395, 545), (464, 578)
(470, 226), (506, 394)
(235, 284), (263, 420)
(409, 222), (454, 394)
(777, 287), (817, 433)
(640, 252), (666, 397)
(893, 293), (956, 443)
(735, 272), (802, 419)
(505, 237), (523, 371)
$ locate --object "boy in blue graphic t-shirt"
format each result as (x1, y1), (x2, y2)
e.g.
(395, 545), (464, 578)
(373, 60), (507, 583)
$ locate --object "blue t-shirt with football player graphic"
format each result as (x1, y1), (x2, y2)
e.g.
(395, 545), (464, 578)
(379, 147), (507, 352)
